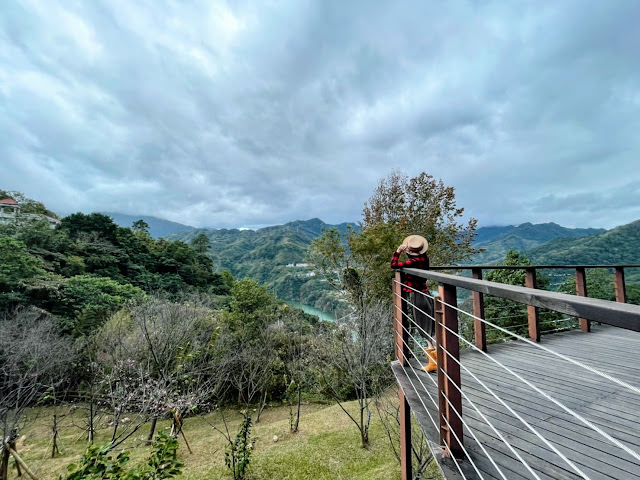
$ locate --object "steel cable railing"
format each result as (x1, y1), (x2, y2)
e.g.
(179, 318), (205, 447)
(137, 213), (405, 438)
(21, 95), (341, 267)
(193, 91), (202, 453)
(396, 287), (541, 480)
(393, 297), (486, 480)
(394, 288), (501, 479)
(392, 274), (640, 480)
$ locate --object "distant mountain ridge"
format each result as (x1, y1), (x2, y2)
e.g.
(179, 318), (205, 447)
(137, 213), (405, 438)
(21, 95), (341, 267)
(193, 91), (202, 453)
(101, 212), (195, 238)
(470, 222), (606, 265)
(106, 210), (639, 307)
(526, 220), (640, 266)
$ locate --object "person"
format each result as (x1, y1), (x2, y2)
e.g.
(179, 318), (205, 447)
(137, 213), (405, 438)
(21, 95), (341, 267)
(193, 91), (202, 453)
(390, 234), (437, 372)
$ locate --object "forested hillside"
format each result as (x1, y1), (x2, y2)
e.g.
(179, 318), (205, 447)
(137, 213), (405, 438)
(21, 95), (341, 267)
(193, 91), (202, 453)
(1, 192), (401, 480)
(0, 203), (229, 334)
(170, 218), (358, 316)
(526, 219), (640, 282)
(469, 222), (606, 265)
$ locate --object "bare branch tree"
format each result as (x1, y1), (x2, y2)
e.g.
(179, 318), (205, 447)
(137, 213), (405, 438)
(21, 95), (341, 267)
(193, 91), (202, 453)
(0, 307), (74, 480)
(314, 299), (394, 448)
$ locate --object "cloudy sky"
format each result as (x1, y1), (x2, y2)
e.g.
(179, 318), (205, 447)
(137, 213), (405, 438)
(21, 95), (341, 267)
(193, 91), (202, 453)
(2, 1), (640, 230)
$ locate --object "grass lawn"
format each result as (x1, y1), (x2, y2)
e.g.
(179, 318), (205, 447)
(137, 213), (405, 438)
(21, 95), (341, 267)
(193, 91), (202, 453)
(9, 399), (439, 479)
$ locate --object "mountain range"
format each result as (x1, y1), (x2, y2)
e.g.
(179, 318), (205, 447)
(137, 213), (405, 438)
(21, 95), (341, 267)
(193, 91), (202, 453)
(102, 213), (640, 312)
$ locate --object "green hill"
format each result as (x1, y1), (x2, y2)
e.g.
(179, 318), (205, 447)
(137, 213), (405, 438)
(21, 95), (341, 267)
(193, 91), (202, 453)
(469, 222), (606, 265)
(171, 218), (359, 316)
(527, 219), (640, 265)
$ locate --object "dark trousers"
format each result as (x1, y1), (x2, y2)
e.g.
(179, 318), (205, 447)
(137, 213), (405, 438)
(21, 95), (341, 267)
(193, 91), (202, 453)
(408, 291), (435, 341)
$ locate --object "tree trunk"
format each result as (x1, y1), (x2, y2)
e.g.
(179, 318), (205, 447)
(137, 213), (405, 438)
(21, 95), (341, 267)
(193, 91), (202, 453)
(293, 388), (302, 433)
(0, 446), (9, 480)
(111, 414), (120, 443)
(256, 390), (268, 423)
(52, 414), (60, 458)
(88, 399), (95, 444)
(146, 417), (158, 445)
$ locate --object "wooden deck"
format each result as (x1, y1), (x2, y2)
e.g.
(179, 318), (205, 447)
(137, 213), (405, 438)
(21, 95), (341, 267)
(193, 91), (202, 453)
(392, 325), (640, 480)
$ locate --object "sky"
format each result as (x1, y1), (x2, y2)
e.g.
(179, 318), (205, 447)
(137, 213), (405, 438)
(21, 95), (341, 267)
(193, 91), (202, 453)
(2, 1), (640, 230)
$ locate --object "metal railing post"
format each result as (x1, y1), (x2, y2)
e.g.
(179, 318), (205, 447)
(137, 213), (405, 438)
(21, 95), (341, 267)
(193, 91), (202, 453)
(437, 283), (463, 458)
(471, 268), (487, 351)
(525, 268), (540, 341)
(575, 267), (591, 332)
(614, 267), (627, 304)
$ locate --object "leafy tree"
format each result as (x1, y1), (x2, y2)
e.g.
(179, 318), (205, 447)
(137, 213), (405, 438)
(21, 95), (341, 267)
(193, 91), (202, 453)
(0, 237), (46, 309)
(55, 275), (146, 334)
(224, 278), (278, 342)
(361, 171), (478, 266)
(190, 233), (210, 255)
(309, 171), (478, 302)
(131, 219), (150, 235)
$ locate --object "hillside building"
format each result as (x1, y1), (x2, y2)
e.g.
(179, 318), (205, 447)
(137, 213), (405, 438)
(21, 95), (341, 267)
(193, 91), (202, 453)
(0, 197), (60, 228)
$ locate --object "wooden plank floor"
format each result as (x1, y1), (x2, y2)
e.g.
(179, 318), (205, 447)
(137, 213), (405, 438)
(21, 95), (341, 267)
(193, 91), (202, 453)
(392, 325), (640, 480)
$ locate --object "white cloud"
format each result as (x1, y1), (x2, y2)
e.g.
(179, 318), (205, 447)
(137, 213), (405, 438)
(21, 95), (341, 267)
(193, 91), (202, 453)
(1, 0), (640, 229)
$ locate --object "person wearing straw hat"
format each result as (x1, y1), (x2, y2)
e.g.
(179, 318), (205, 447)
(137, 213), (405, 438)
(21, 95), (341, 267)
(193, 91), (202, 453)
(390, 235), (437, 372)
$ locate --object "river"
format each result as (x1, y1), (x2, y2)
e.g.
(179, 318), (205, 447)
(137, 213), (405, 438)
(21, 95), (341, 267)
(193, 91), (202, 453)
(288, 301), (335, 322)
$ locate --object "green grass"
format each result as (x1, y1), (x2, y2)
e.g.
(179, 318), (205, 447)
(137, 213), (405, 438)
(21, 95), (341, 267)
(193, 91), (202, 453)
(11, 400), (420, 479)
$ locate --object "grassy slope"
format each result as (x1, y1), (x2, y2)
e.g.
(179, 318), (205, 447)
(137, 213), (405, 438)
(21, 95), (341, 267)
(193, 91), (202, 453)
(14, 400), (433, 480)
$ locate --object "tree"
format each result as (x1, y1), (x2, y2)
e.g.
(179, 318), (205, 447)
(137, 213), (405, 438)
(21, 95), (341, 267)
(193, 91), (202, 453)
(132, 219), (150, 235)
(190, 233), (210, 255)
(56, 275), (146, 335)
(92, 296), (225, 447)
(0, 308), (74, 480)
(362, 171), (478, 266)
(0, 238), (46, 310)
(309, 171), (479, 302)
(313, 299), (394, 447)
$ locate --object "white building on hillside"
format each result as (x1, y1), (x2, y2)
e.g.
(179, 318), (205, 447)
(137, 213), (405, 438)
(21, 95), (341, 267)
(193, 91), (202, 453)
(0, 197), (60, 228)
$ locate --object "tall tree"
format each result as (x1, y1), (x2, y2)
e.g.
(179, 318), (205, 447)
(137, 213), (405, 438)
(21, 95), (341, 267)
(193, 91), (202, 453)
(190, 233), (211, 255)
(362, 171), (478, 266)
(309, 171), (478, 301)
(0, 238), (46, 310)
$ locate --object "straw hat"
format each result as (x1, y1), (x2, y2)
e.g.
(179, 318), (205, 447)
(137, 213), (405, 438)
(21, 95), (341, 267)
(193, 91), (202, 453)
(402, 235), (428, 254)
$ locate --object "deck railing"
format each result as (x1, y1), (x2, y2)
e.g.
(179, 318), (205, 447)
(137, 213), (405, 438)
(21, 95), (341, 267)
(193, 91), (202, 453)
(426, 264), (640, 349)
(392, 265), (640, 480)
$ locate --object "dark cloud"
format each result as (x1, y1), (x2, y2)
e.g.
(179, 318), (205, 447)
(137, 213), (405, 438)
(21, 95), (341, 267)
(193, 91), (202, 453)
(1, 0), (640, 229)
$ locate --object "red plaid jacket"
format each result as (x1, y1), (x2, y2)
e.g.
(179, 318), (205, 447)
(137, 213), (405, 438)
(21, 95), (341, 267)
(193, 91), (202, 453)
(390, 252), (430, 293)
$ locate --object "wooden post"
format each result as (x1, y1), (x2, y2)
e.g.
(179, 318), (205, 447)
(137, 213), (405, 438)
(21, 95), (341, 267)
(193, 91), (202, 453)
(471, 268), (487, 351)
(525, 268), (540, 342)
(437, 284), (463, 458)
(393, 272), (403, 363)
(614, 267), (627, 304)
(575, 267), (591, 332)
(399, 388), (412, 480)
(52, 414), (60, 458)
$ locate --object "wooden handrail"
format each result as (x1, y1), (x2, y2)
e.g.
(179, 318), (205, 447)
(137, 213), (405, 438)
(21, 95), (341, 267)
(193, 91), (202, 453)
(429, 264), (640, 270)
(402, 268), (640, 331)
